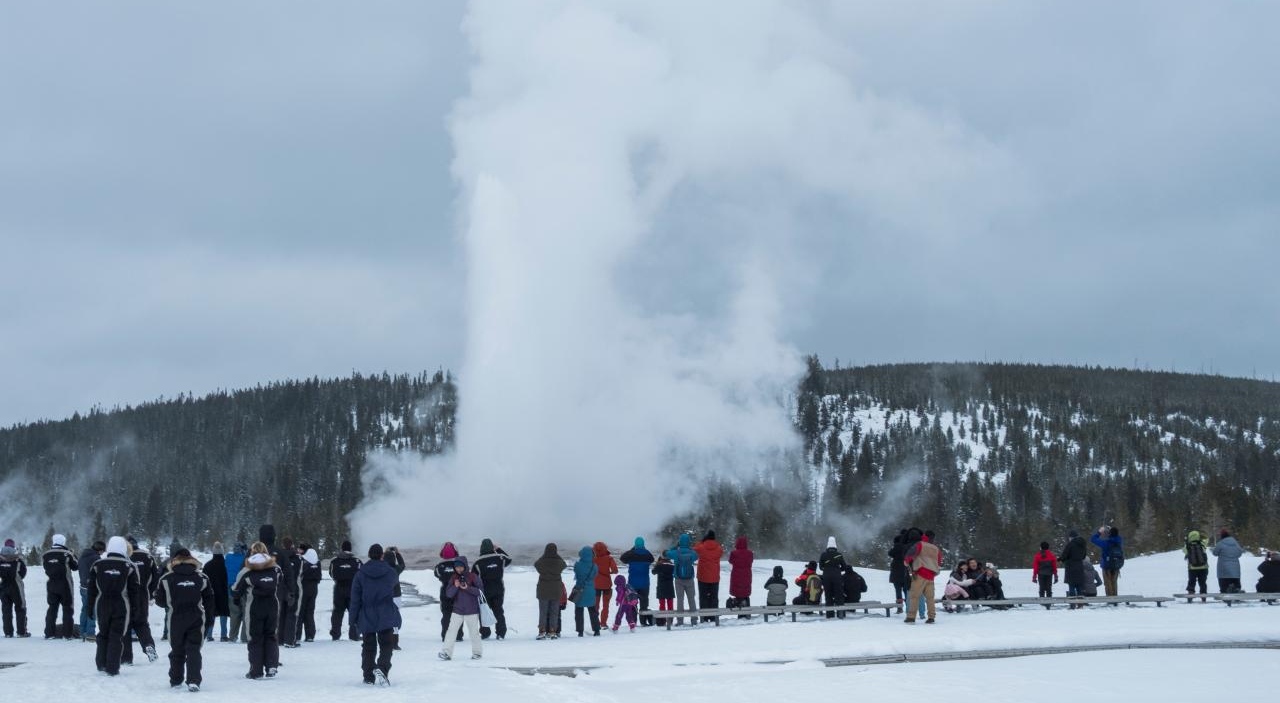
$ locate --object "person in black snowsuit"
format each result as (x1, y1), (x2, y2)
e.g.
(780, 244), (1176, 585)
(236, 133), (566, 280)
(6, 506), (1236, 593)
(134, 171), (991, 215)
(155, 549), (215, 691)
(88, 537), (140, 676)
(123, 536), (159, 664)
(472, 538), (512, 640)
(0, 538), (30, 637)
(384, 546), (406, 650)
(232, 542), (282, 680)
(295, 545), (322, 643)
(256, 525), (297, 650)
(818, 537), (847, 619)
(277, 535), (302, 647)
(434, 542), (463, 642)
(328, 540), (361, 641)
(42, 534), (78, 639)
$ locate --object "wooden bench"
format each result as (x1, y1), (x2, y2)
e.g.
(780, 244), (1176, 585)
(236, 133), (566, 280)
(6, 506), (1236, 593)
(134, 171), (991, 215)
(640, 601), (897, 630)
(941, 595), (1173, 610)
(1212, 592), (1280, 606)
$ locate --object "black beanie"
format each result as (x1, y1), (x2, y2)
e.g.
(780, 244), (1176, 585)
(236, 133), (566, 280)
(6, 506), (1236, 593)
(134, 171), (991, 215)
(1040, 541), (1050, 551)
(341, 540), (352, 552)
(368, 543), (384, 560)
(705, 530), (716, 541)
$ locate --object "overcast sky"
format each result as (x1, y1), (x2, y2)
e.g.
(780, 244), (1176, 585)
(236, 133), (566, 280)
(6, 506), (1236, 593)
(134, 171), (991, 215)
(2, 0), (1277, 427)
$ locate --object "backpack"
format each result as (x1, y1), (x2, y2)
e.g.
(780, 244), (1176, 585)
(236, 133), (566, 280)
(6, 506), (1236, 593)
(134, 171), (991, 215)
(1037, 551), (1054, 576)
(1105, 545), (1125, 572)
(805, 574), (823, 603)
(1186, 541), (1208, 568)
(674, 549), (696, 580)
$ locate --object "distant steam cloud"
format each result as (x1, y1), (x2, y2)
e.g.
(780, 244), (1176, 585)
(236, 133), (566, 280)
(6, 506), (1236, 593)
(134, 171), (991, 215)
(350, 0), (1019, 547)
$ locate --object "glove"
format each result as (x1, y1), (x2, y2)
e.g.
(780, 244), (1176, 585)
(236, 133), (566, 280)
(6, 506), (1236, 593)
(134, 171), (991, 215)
(1054, 576), (1059, 583)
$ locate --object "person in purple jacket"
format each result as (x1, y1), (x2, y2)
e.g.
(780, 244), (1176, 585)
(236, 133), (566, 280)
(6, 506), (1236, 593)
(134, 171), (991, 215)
(439, 556), (484, 661)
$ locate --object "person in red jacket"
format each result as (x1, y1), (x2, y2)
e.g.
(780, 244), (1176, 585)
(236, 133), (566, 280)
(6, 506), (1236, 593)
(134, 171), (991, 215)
(1031, 541), (1058, 607)
(727, 537), (753, 618)
(693, 531), (723, 623)
(591, 542), (618, 625)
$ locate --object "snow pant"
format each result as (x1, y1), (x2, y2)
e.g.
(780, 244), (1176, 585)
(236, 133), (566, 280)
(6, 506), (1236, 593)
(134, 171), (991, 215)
(79, 587), (96, 638)
(613, 603), (637, 629)
(1102, 569), (1119, 597)
(361, 629), (394, 682)
(635, 586), (652, 626)
(1037, 574), (1054, 598)
(277, 593), (298, 645)
(246, 599), (280, 677)
(1, 584), (27, 636)
(905, 574), (935, 622)
(1219, 577), (1242, 594)
(697, 580), (719, 622)
(167, 610), (206, 686)
(228, 598), (247, 642)
(824, 582), (846, 619)
(1187, 570), (1208, 595)
(595, 588), (612, 625)
(674, 578), (696, 625)
(443, 613), (482, 657)
(479, 587), (506, 639)
(122, 603), (156, 664)
(439, 596), (463, 641)
(537, 598), (560, 635)
(655, 598), (673, 626)
(296, 581), (317, 641)
(574, 605), (599, 636)
(331, 581), (356, 639)
(45, 580), (74, 637)
(94, 597), (129, 675)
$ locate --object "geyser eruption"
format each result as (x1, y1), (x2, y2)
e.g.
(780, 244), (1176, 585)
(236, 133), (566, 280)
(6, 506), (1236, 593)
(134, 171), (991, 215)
(350, 0), (1015, 547)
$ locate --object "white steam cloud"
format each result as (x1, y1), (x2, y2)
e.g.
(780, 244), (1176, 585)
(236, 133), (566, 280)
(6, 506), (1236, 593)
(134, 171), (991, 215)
(349, 0), (1020, 548)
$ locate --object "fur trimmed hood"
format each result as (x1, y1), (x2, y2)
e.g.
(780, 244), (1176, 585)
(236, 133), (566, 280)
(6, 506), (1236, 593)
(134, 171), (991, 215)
(247, 553), (278, 570)
(168, 554), (202, 571)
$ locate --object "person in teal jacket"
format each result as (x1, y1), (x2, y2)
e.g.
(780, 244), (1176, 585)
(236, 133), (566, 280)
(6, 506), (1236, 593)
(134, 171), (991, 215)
(572, 547), (600, 637)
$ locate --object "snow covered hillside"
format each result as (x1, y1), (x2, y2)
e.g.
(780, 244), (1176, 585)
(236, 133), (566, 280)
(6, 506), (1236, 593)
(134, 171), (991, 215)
(2, 551), (1275, 700)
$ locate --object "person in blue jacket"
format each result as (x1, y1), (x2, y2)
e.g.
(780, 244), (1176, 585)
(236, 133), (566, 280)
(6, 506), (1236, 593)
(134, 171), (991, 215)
(1090, 525), (1123, 597)
(572, 546), (600, 637)
(349, 544), (402, 687)
(664, 533), (698, 626)
(224, 542), (247, 642)
(619, 537), (654, 626)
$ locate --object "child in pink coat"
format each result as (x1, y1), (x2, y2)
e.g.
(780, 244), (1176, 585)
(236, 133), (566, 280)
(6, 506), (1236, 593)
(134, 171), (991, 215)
(610, 575), (639, 632)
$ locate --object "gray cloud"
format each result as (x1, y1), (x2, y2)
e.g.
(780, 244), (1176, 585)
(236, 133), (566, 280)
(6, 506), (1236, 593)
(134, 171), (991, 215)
(2, 0), (1278, 426)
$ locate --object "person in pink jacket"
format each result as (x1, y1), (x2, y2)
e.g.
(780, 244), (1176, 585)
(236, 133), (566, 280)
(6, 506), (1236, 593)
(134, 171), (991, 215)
(728, 536), (754, 618)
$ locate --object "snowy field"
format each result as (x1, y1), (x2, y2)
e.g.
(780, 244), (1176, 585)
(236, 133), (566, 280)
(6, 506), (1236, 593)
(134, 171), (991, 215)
(2, 550), (1276, 700)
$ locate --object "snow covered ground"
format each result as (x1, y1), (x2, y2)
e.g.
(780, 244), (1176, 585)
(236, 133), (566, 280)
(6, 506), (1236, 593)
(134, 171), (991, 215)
(2, 550), (1276, 700)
